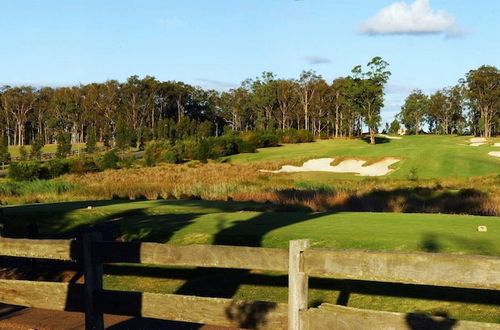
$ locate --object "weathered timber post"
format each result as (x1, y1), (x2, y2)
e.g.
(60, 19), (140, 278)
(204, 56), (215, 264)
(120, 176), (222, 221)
(288, 239), (310, 330)
(82, 232), (104, 330)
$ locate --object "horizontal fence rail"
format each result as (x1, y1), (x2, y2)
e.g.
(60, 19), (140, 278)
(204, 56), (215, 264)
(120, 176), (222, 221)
(0, 237), (499, 329)
(93, 241), (289, 271)
(303, 248), (500, 290)
(0, 238), (76, 261)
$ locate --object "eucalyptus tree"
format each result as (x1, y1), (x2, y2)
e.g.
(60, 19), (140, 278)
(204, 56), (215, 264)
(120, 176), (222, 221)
(399, 89), (429, 134)
(277, 79), (299, 130)
(250, 72), (279, 130)
(462, 65), (499, 137)
(297, 70), (322, 131)
(331, 77), (357, 137)
(351, 57), (391, 144)
(32, 87), (54, 143)
(0, 86), (36, 146)
(428, 86), (463, 134)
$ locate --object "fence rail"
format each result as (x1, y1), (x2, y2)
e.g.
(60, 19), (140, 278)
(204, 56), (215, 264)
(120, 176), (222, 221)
(0, 236), (499, 329)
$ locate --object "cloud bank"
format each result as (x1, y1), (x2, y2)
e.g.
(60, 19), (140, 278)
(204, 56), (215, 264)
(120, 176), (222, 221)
(359, 0), (462, 37)
(303, 56), (331, 65)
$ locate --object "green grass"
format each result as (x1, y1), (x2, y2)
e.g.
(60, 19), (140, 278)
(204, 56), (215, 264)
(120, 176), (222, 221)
(3, 199), (499, 255)
(8, 143), (88, 157)
(2, 200), (499, 323)
(227, 135), (500, 179)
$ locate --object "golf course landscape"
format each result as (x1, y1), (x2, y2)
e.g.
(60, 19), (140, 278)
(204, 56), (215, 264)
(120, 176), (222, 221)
(1, 134), (499, 324)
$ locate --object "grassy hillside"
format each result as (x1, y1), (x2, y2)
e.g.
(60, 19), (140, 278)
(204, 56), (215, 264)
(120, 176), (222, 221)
(2, 200), (499, 323)
(228, 135), (500, 179)
(3, 199), (498, 254)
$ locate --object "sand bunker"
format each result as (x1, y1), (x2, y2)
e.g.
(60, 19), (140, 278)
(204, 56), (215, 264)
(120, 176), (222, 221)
(488, 151), (500, 158)
(468, 137), (487, 146)
(379, 134), (402, 140)
(261, 158), (400, 176)
(494, 143), (500, 147)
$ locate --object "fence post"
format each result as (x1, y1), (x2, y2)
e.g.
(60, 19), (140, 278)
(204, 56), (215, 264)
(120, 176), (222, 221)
(288, 239), (310, 330)
(82, 232), (104, 330)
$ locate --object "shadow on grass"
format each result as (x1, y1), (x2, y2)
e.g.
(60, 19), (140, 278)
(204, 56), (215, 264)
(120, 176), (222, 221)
(274, 186), (497, 216)
(1, 199), (498, 328)
(362, 136), (391, 144)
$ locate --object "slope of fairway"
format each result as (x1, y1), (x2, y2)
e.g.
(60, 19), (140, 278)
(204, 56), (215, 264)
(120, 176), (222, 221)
(227, 135), (500, 179)
(2, 199), (499, 323)
(3, 200), (499, 255)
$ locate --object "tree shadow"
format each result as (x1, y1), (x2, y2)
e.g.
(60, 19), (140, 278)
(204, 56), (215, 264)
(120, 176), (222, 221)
(420, 233), (441, 253)
(174, 211), (326, 300)
(405, 311), (457, 330)
(361, 136), (391, 144)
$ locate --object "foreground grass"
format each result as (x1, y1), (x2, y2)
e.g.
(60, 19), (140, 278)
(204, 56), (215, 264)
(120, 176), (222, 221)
(228, 135), (500, 179)
(2, 200), (499, 323)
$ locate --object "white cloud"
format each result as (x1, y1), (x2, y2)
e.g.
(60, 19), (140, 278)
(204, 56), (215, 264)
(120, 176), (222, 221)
(303, 56), (331, 65)
(359, 0), (462, 37)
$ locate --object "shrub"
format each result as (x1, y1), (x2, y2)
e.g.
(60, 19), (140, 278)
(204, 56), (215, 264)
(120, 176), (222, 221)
(8, 161), (47, 181)
(0, 180), (74, 197)
(19, 146), (29, 161)
(0, 136), (10, 168)
(192, 139), (211, 163)
(56, 131), (72, 158)
(30, 136), (44, 160)
(236, 139), (256, 153)
(69, 156), (99, 174)
(86, 126), (97, 153)
(46, 159), (71, 178)
(247, 131), (279, 148)
(144, 140), (181, 166)
(101, 150), (120, 170)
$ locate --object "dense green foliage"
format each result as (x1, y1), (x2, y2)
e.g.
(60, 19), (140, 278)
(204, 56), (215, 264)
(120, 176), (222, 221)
(100, 150), (121, 170)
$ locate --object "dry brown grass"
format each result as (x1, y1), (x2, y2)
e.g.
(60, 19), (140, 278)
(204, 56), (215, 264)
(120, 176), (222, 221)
(2, 161), (498, 216)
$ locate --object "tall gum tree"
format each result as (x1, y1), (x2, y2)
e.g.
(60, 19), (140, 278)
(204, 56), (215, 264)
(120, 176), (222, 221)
(463, 65), (499, 137)
(399, 89), (429, 135)
(351, 57), (391, 144)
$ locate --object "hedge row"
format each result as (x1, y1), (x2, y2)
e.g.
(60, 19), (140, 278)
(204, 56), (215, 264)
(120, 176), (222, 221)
(8, 150), (122, 181)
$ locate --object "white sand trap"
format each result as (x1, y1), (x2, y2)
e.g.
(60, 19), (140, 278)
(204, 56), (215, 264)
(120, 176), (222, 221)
(488, 151), (500, 158)
(468, 137), (487, 146)
(494, 143), (500, 147)
(379, 134), (402, 140)
(261, 158), (400, 176)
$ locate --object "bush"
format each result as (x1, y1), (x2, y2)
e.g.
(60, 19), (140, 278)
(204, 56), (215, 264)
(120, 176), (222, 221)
(69, 156), (99, 174)
(246, 131), (279, 148)
(192, 139), (211, 163)
(46, 159), (71, 178)
(236, 139), (256, 153)
(56, 131), (72, 158)
(144, 140), (181, 166)
(8, 161), (47, 181)
(101, 150), (120, 170)
(0, 180), (74, 197)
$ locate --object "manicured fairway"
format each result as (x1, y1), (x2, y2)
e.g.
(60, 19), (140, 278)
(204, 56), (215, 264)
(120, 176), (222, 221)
(3, 199), (499, 254)
(227, 135), (500, 179)
(2, 200), (499, 323)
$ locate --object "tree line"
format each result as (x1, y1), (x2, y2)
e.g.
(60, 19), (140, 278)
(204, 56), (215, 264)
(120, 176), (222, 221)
(0, 57), (391, 150)
(1, 59), (497, 155)
(397, 65), (499, 137)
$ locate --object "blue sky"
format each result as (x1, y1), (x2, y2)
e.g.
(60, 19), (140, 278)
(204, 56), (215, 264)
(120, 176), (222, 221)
(0, 0), (498, 123)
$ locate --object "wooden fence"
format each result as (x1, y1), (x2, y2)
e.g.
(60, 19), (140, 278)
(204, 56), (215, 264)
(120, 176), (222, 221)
(0, 235), (499, 329)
